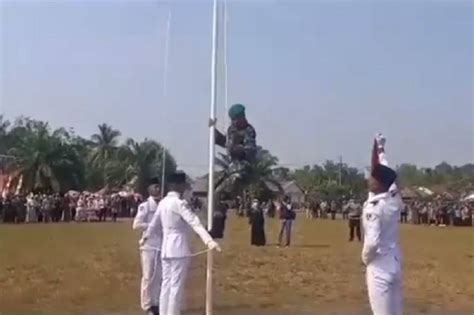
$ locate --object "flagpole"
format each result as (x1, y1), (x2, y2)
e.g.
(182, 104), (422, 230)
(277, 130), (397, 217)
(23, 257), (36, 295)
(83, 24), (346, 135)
(206, 0), (219, 314)
(223, 0), (229, 129)
(161, 149), (166, 198)
(161, 10), (172, 198)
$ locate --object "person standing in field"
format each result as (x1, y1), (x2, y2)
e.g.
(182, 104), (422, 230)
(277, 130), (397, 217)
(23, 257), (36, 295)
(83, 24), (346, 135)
(362, 164), (401, 315)
(141, 171), (221, 315)
(330, 200), (337, 220)
(249, 199), (266, 246)
(75, 195), (86, 222)
(98, 196), (106, 222)
(209, 194), (228, 239)
(320, 200), (328, 219)
(111, 196), (120, 222)
(400, 204), (408, 223)
(342, 201), (350, 220)
(461, 203), (471, 226)
(133, 179), (162, 315)
(26, 193), (37, 223)
(41, 194), (52, 223)
(347, 199), (362, 242)
(278, 196), (295, 248)
(362, 134), (402, 315)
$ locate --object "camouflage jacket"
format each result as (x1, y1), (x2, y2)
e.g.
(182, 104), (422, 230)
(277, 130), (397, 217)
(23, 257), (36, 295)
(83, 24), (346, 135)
(226, 123), (257, 161)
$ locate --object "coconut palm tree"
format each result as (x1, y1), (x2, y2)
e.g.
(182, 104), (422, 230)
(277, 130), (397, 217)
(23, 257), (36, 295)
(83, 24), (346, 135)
(215, 147), (281, 199)
(0, 116), (10, 154)
(8, 121), (82, 192)
(89, 123), (121, 186)
(108, 139), (177, 195)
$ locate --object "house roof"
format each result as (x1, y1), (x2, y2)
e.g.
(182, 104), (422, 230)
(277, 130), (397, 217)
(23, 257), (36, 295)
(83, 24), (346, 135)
(400, 187), (418, 199)
(266, 180), (304, 195)
(192, 176), (209, 194)
(192, 177), (305, 196)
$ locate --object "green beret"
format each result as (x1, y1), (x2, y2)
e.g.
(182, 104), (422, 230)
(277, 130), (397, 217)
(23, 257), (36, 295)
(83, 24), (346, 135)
(228, 103), (245, 119)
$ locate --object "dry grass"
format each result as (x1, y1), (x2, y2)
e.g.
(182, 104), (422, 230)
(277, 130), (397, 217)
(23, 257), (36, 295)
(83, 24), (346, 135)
(0, 217), (473, 314)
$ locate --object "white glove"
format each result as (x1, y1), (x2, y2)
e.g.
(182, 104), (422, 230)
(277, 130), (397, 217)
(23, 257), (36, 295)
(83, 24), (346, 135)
(207, 240), (221, 252)
(375, 133), (386, 149)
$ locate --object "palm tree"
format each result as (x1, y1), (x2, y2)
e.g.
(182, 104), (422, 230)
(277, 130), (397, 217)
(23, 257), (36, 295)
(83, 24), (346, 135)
(108, 139), (177, 195)
(0, 116), (13, 159)
(90, 123), (121, 186)
(8, 121), (82, 192)
(245, 147), (282, 198)
(215, 147), (281, 199)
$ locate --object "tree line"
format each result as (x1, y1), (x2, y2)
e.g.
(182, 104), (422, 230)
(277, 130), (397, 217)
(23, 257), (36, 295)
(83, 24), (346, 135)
(0, 116), (177, 195)
(1, 115), (472, 199)
(277, 161), (474, 199)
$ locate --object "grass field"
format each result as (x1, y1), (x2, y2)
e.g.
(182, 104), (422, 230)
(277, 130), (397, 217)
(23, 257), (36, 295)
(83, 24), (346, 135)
(0, 216), (473, 315)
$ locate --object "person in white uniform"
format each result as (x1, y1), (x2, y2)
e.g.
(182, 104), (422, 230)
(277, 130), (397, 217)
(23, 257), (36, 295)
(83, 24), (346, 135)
(26, 193), (37, 223)
(362, 162), (401, 315)
(141, 171), (221, 315)
(133, 179), (162, 315)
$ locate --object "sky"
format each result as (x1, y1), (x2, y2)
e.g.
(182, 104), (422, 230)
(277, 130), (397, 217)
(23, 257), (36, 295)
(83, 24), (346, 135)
(0, 0), (473, 176)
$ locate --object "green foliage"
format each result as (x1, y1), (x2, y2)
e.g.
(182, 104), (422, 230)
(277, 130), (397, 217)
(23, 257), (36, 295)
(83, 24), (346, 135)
(216, 147), (281, 200)
(0, 117), (176, 194)
(396, 162), (474, 193)
(291, 161), (366, 199)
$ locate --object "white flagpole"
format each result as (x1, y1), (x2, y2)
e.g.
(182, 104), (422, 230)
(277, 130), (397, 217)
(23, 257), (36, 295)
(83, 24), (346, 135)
(161, 149), (166, 198)
(206, 0), (219, 314)
(223, 0), (229, 129)
(161, 10), (172, 198)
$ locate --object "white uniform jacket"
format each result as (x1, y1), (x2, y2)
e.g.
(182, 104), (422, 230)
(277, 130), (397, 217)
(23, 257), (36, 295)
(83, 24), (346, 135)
(144, 191), (212, 259)
(362, 192), (401, 271)
(133, 197), (162, 251)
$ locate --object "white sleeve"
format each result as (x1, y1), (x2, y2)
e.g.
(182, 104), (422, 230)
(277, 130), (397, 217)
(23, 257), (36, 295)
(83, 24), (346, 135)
(362, 207), (382, 265)
(378, 151), (389, 167)
(379, 151), (398, 193)
(143, 205), (161, 239)
(132, 203), (148, 231)
(177, 200), (213, 246)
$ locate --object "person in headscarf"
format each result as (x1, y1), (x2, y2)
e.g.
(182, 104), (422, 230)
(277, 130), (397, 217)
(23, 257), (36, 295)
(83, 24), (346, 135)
(248, 198), (266, 246)
(26, 193), (37, 223)
(209, 193), (228, 239)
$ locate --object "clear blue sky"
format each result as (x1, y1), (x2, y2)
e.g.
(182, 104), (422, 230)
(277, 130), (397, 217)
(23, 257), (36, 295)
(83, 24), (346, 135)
(1, 0), (472, 175)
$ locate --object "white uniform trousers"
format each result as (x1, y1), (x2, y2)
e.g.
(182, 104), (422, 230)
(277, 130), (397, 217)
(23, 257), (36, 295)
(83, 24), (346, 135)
(160, 257), (190, 315)
(366, 265), (401, 315)
(140, 249), (162, 311)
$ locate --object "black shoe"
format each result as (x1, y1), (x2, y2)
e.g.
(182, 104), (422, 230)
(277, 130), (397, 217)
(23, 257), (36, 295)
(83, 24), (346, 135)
(146, 306), (159, 315)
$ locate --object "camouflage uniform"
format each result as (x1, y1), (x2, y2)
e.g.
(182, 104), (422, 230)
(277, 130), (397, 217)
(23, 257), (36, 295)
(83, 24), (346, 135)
(225, 123), (257, 179)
